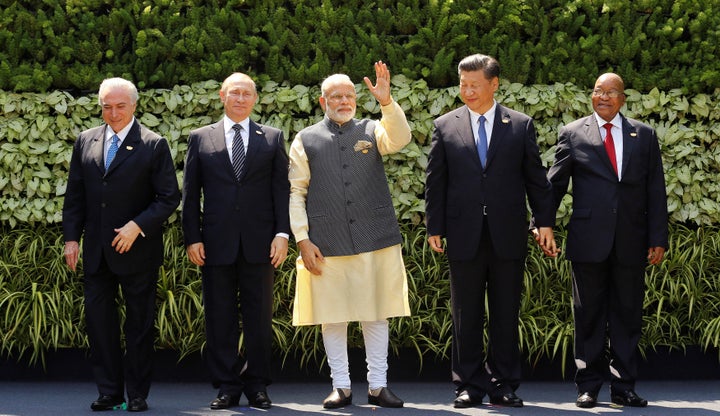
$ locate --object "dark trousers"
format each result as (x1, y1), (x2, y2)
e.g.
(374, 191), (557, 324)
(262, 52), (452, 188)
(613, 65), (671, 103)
(202, 242), (274, 397)
(571, 251), (646, 394)
(448, 222), (525, 398)
(83, 257), (158, 400)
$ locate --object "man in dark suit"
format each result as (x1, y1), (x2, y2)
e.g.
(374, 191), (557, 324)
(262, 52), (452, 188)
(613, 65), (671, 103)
(425, 54), (555, 408)
(425, 54), (557, 409)
(547, 72), (668, 408)
(62, 77), (181, 412)
(181, 72), (290, 410)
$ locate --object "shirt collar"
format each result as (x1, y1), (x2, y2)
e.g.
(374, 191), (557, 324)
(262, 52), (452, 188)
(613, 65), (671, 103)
(594, 112), (623, 129)
(468, 101), (497, 126)
(106, 117), (135, 143)
(223, 115), (250, 135)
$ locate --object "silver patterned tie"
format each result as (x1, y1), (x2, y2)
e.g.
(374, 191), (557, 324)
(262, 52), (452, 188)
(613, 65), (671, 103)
(231, 124), (246, 179)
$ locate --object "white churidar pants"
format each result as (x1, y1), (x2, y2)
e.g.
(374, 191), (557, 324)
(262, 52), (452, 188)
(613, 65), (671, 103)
(321, 320), (389, 390)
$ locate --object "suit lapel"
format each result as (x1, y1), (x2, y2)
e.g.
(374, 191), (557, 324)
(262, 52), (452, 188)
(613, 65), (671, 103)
(92, 128), (106, 174)
(243, 120), (266, 180)
(585, 115), (617, 175)
(620, 115), (637, 180)
(485, 105), (511, 168)
(453, 106), (483, 169)
(105, 121), (141, 176)
(209, 120), (236, 179)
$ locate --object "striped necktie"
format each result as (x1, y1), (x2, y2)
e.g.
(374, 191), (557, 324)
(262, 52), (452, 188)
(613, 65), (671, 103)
(231, 124), (246, 179)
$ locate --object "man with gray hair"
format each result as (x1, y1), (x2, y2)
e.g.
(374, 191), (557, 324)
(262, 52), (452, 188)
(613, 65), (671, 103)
(289, 62), (411, 409)
(63, 77), (180, 412)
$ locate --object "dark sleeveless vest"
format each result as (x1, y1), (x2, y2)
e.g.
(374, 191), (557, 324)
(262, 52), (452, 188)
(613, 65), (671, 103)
(300, 117), (402, 256)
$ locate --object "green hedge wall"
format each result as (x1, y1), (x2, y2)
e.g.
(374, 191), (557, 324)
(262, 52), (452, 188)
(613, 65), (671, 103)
(1, 79), (719, 370)
(1, 79), (719, 227)
(1, 0), (719, 93)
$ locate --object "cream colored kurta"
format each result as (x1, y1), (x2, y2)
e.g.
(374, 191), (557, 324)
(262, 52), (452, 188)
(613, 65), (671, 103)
(289, 100), (411, 325)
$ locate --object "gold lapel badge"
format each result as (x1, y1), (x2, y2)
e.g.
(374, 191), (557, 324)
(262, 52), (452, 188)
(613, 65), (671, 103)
(630, 132), (637, 137)
(354, 140), (373, 154)
(126, 146), (133, 150)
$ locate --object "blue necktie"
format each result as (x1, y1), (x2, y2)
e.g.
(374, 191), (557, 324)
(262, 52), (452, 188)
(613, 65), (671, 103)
(477, 115), (488, 168)
(105, 134), (119, 170)
(231, 124), (246, 179)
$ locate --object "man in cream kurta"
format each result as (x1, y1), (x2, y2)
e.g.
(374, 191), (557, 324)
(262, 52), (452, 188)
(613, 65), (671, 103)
(289, 62), (411, 409)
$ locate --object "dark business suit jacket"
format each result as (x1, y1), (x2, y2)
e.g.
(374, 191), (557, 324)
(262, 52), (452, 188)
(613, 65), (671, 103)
(181, 119), (290, 265)
(425, 104), (555, 261)
(547, 114), (669, 264)
(62, 120), (181, 274)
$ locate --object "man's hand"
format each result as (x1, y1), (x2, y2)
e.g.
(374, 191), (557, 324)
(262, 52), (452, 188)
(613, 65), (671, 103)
(186, 242), (206, 266)
(428, 235), (445, 253)
(363, 61), (392, 106)
(532, 227), (560, 257)
(112, 220), (142, 254)
(647, 246), (665, 265)
(64, 241), (80, 271)
(269, 236), (289, 268)
(297, 239), (325, 275)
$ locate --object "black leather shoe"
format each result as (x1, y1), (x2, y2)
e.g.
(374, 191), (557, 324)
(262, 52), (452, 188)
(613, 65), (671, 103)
(611, 389), (648, 407)
(91, 395), (125, 411)
(368, 387), (403, 408)
(490, 392), (524, 407)
(454, 390), (482, 408)
(127, 397), (148, 412)
(323, 389), (352, 409)
(576, 392), (598, 408)
(210, 393), (240, 410)
(248, 391), (272, 409)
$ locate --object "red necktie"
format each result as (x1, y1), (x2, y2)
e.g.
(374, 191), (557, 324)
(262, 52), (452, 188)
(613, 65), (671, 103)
(603, 123), (617, 175)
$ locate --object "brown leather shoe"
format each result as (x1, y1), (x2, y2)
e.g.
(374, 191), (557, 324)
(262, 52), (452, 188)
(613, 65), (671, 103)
(323, 389), (352, 409)
(368, 387), (403, 408)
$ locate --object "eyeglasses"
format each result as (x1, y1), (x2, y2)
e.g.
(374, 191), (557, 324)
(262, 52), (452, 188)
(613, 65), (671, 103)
(592, 89), (625, 98)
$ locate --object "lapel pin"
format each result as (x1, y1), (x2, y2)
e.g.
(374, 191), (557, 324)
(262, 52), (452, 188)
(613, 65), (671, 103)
(126, 146), (133, 150)
(630, 132), (637, 137)
(256, 130), (263, 135)
(501, 118), (510, 124)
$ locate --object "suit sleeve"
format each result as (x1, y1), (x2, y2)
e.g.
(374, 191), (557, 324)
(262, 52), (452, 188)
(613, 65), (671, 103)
(181, 132), (202, 246)
(62, 135), (87, 242)
(547, 126), (573, 212)
(132, 137), (181, 236)
(522, 118), (555, 227)
(424, 120), (448, 237)
(270, 129), (291, 236)
(645, 128), (669, 249)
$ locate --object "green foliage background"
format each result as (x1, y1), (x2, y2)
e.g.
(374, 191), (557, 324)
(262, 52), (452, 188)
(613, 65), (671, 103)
(1, 80), (719, 372)
(1, 0), (720, 373)
(1, 0), (719, 94)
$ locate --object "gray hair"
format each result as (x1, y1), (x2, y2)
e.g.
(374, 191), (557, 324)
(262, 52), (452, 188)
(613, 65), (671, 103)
(321, 74), (354, 97)
(98, 77), (139, 106)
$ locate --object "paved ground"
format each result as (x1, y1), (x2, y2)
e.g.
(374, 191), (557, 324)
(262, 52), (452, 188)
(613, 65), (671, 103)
(1, 380), (720, 415)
